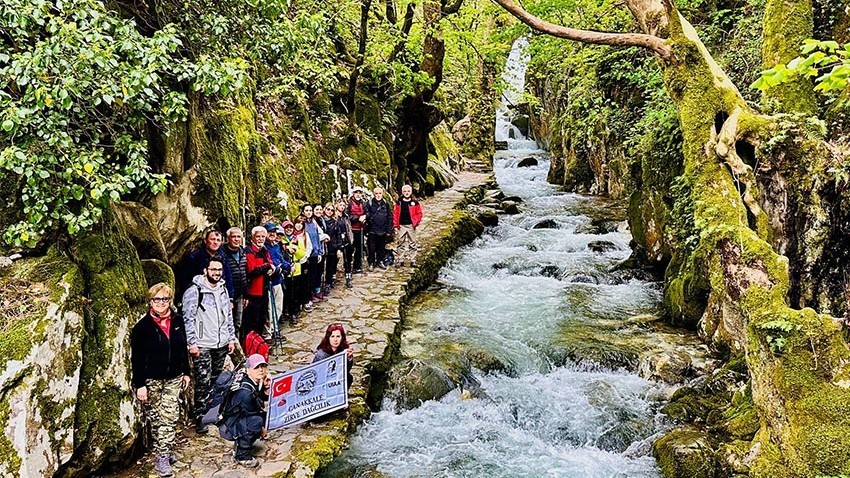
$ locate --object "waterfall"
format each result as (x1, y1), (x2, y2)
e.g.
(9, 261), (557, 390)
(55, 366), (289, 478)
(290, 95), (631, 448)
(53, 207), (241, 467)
(494, 37), (539, 151)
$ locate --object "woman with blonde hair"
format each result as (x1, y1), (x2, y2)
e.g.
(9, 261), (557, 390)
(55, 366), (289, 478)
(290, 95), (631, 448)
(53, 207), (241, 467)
(130, 283), (191, 477)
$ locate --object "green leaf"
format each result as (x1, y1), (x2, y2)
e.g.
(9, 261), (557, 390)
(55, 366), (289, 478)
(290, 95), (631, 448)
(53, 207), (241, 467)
(1, 120), (13, 131)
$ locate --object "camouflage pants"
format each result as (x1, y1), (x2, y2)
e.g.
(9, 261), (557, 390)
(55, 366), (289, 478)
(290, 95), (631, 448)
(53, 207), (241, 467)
(396, 225), (418, 264)
(145, 376), (182, 456)
(192, 346), (229, 420)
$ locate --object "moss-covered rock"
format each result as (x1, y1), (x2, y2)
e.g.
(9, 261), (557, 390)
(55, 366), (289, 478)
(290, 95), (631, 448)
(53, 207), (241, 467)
(140, 259), (175, 290)
(653, 428), (718, 478)
(0, 251), (86, 477)
(387, 359), (457, 411)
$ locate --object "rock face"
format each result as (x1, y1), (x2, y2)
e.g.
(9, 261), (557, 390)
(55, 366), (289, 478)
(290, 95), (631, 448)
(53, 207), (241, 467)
(0, 214), (147, 478)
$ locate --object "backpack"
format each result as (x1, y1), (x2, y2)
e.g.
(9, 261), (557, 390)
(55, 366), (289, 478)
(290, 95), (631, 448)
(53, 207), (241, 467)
(200, 367), (243, 427)
(243, 330), (269, 361)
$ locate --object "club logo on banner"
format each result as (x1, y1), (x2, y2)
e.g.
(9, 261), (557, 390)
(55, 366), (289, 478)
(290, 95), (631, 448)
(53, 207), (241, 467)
(266, 353), (348, 430)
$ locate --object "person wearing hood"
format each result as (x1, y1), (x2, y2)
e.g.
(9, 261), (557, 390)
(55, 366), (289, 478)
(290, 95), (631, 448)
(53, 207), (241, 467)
(181, 257), (237, 435)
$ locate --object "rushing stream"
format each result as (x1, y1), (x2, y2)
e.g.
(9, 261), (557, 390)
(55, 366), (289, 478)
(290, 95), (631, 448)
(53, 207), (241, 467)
(319, 38), (684, 478)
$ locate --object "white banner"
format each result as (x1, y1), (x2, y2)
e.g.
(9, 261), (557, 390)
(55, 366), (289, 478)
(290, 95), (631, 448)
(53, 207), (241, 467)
(266, 353), (348, 430)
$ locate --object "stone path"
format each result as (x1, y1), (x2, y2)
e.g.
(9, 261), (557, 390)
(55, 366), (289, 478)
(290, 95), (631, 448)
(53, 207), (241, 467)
(118, 170), (490, 478)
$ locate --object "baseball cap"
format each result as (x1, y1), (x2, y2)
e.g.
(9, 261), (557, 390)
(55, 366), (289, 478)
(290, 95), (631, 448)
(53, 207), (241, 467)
(263, 222), (276, 232)
(281, 220), (294, 229)
(246, 354), (268, 369)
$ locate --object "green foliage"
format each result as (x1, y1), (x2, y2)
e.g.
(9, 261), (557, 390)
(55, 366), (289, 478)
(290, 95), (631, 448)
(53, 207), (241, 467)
(753, 39), (850, 93)
(0, 0), (246, 247)
(757, 318), (801, 353)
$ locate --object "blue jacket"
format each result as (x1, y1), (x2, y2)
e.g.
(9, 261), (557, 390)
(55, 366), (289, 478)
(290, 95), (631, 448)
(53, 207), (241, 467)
(304, 220), (323, 257)
(222, 372), (267, 439)
(266, 241), (291, 287)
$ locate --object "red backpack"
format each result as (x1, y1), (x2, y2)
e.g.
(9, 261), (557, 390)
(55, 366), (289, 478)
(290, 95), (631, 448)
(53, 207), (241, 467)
(243, 331), (269, 361)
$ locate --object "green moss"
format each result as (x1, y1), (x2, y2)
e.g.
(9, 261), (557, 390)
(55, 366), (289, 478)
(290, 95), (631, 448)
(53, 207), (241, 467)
(653, 428), (717, 478)
(289, 433), (349, 476)
(140, 259), (175, 290)
(0, 397), (21, 475)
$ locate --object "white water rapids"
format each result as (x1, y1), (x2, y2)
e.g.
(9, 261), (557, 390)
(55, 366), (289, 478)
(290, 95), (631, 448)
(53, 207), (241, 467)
(320, 38), (673, 478)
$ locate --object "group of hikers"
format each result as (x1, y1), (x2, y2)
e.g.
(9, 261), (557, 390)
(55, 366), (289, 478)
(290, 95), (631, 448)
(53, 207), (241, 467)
(129, 185), (423, 476)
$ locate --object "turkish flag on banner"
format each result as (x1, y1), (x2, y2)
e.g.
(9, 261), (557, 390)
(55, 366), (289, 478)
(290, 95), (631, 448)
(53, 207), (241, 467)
(272, 376), (293, 397)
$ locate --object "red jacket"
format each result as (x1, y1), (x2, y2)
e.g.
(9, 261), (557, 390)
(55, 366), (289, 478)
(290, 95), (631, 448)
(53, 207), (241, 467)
(245, 243), (272, 297)
(393, 199), (423, 229)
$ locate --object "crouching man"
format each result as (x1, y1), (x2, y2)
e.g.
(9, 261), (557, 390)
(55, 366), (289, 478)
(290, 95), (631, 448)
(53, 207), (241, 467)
(221, 354), (269, 468)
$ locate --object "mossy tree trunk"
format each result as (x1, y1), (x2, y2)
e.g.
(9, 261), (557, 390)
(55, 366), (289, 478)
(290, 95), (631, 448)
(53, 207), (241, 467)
(393, 0), (464, 191)
(494, 0), (850, 475)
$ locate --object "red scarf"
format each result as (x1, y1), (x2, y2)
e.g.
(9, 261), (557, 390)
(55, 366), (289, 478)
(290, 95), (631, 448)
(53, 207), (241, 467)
(150, 308), (172, 339)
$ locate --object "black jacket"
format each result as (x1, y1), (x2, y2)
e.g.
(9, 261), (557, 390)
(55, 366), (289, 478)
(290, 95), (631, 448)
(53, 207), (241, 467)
(130, 310), (191, 389)
(223, 372), (268, 437)
(365, 199), (393, 235)
(222, 245), (248, 299)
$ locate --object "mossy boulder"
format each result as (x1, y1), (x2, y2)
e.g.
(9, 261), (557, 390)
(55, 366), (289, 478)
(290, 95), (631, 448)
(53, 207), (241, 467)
(387, 359), (457, 411)
(465, 347), (516, 377)
(653, 428), (718, 478)
(140, 259), (175, 290)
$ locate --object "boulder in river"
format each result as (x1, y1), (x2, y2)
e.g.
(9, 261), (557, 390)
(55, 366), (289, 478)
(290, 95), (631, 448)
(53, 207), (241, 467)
(575, 219), (621, 235)
(465, 347), (516, 377)
(639, 350), (693, 384)
(494, 140), (508, 150)
(588, 240), (618, 253)
(500, 201), (520, 214)
(387, 359), (457, 411)
(516, 157), (538, 168)
(532, 219), (558, 229)
(502, 195), (523, 203)
(466, 205), (499, 227)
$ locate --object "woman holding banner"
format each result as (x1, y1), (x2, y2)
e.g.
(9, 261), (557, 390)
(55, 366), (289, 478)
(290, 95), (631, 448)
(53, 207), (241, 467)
(313, 323), (354, 388)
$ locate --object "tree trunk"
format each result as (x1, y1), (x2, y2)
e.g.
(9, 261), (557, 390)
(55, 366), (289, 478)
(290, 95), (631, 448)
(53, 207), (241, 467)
(346, 0), (373, 127)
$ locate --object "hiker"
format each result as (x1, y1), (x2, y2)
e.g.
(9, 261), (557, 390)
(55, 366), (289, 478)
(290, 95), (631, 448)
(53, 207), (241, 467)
(365, 187), (393, 270)
(322, 202), (344, 292)
(393, 184), (423, 267)
(335, 198), (355, 288)
(264, 222), (288, 336)
(280, 220), (307, 323)
(176, 229), (233, 302)
(222, 227), (249, 333)
(181, 257), (237, 435)
(302, 204), (326, 303)
(313, 323), (354, 389)
(292, 215), (314, 312)
(222, 354), (269, 468)
(130, 283), (191, 478)
(244, 226), (274, 340)
(346, 187), (367, 274)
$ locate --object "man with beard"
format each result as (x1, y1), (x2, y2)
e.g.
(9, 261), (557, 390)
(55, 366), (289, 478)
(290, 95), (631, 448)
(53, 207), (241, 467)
(181, 257), (237, 434)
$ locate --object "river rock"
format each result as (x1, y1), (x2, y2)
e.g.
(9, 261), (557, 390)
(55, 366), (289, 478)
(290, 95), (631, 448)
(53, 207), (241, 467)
(388, 360), (457, 411)
(495, 141), (508, 150)
(532, 219), (558, 229)
(465, 347), (515, 377)
(652, 428), (718, 478)
(576, 219), (620, 234)
(588, 240), (618, 253)
(517, 157), (538, 168)
(539, 265), (562, 278)
(500, 201), (520, 214)
(466, 205), (499, 227)
(639, 350), (693, 384)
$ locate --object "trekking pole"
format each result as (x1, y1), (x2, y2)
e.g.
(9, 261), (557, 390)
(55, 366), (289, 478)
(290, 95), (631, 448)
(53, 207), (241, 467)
(268, 279), (283, 352)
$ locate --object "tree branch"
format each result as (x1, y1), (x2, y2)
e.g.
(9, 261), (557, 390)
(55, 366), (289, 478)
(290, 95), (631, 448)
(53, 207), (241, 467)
(489, 0), (672, 61)
(442, 0), (464, 15)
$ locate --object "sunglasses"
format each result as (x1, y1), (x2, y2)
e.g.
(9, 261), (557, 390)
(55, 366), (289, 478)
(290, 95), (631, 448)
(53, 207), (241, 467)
(150, 297), (171, 303)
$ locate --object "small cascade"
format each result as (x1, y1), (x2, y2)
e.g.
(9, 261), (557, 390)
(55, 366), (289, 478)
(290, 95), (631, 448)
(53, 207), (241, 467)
(495, 37), (539, 151)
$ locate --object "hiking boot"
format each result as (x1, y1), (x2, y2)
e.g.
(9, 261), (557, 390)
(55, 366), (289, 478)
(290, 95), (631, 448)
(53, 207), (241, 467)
(345, 278), (352, 289)
(236, 457), (260, 468)
(311, 293), (322, 303)
(378, 262), (387, 270)
(195, 417), (208, 435)
(304, 302), (313, 312)
(154, 454), (173, 477)
(354, 268), (364, 274)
